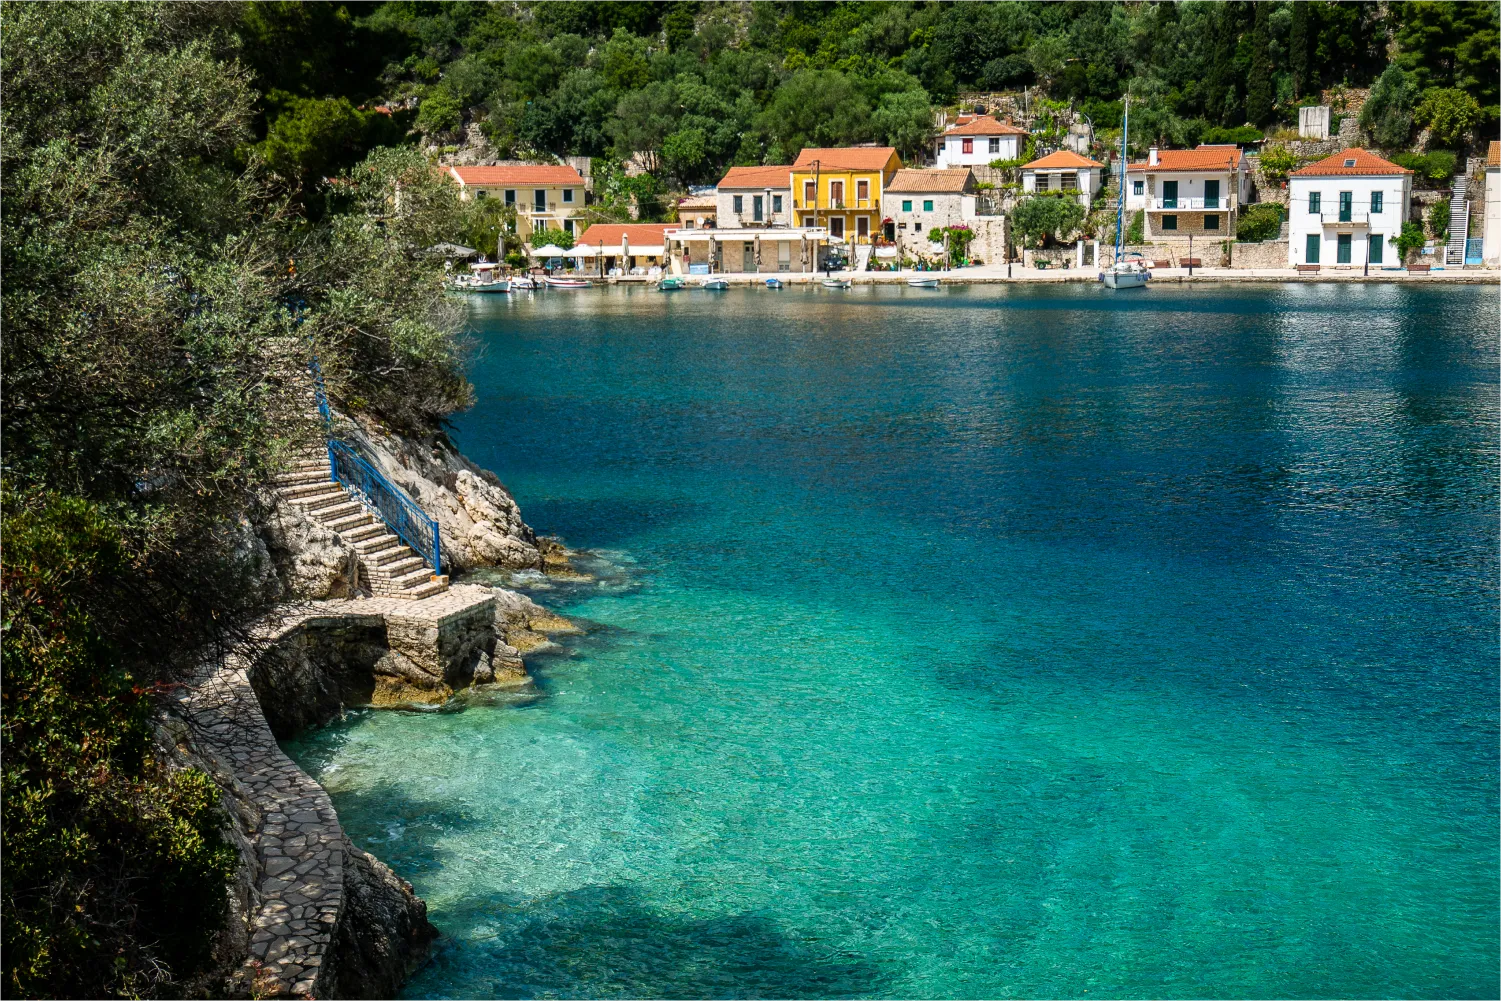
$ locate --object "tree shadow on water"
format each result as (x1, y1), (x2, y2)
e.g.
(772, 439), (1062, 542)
(427, 883), (892, 1000)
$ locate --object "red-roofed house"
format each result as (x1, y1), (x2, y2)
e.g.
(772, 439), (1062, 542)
(1124, 145), (1250, 239)
(446, 165), (587, 243)
(1020, 150), (1107, 207)
(1287, 149), (1412, 268)
(934, 115), (1029, 168)
(573, 223), (673, 274)
(789, 147), (903, 243)
(716, 165), (793, 227)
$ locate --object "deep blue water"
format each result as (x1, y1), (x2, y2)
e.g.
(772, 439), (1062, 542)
(287, 283), (1499, 999)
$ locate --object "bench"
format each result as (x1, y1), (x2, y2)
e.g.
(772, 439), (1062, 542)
(1296, 263), (1321, 275)
(1180, 257), (1202, 268)
(1151, 259), (1173, 269)
(1408, 263), (1431, 274)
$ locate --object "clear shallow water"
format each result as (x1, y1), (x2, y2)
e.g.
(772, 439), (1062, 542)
(286, 284), (1500, 999)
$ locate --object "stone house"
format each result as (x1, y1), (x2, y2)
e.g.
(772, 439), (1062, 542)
(1123, 145), (1251, 239)
(715, 165), (793, 228)
(933, 115), (1028, 168)
(445, 165), (587, 242)
(1287, 149), (1413, 268)
(675, 194), (717, 230)
(1020, 151), (1106, 208)
(886, 169), (976, 242)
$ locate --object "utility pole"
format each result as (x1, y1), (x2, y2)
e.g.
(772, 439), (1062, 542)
(1188, 233), (1194, 276)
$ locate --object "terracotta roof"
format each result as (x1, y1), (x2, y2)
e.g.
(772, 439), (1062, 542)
(1023, 150), (1105, 170)
(943, 114), (1028, 137)
(1290, 148), (1412, 177)
(448, 165), (584, 186)
(791, 147), (900, 171)
(677, 195), (717, 209)
(718, 165), (792, 188)
(1488, 141), (1500, 168)
(574, 223), (673, 247)
(1127, 145), (1244, 172)
(885, 168), (974, 193)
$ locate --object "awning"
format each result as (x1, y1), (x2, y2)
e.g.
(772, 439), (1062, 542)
(874, 246), (899, 258)
(529, 244), (568, 256)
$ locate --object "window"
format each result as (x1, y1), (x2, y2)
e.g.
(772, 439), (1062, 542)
(1370, 191), (1383, 213)
(1162, 214), (1178, 231)
(1204, 179), (1220, 209)
(1204, 214), (1220, 231)
(753, 195), (764, 222)
(989, 138), (1000, 154)
(684, 220), (694, 229)
(1035, 173), (1050, 191)
(1061, 172), (1078, 190)
(563, 188), (575, 203)
(1132, 180), (1144, 196)
(962, 138), (974, 154)
(923, 199), (934, 212)
(505, 189), (516, 206)
(1343, 158), (1356, 167)
(1308, 191), (1321, 214)
(1369, 234), (1384, 263)
(533, 189), (546, 211)
(902, 199), (912, 212)
(1162, 180), (1178, 208)
(830, 180), (844, 206)
(475, 189), (487, 199)
(802, 215), (814, 226)
(1305, 233), (1320, 263)
(856, 179), (869, 202)
(803, 180), (816, 205)
(563, 219), (574, 235)
(1338, 191), (1352, 222)
(830, 217), (844, 238)
(772, 194), (783, 214)
(733, 195), (743, 213)
(1337, 233), (1352, 263)
(857, 216), (869, 238)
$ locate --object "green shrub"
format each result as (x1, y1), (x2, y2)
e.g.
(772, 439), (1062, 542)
(1396, 221), (1426, 261)
(529, 226), (576, 250)
(1392, 150), (1458, 185)
(1429, 196), (1450, 243)
(1201, 125), (1265, 145)
(1415, 87), (1483, 146)
(1259, 146), (1302, 184)
(1126, 209), (1144, 244)
(1237, 203), (1285, 242)
(1359, 64), (1419, 147)
(1011, 193), (1086, 248)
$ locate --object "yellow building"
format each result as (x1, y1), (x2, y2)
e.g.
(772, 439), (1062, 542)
(789, 147), (903, 244)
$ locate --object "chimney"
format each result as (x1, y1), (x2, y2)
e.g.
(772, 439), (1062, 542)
(1149, 147), (1159, 166)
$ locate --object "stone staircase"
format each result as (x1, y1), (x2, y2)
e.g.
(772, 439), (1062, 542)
(275, 450), (448, 600)
(1445, 176), (1469, 265)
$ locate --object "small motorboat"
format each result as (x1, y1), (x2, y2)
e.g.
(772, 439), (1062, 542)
(907, 277), (940, 288)
(701, 277), (730, 290)
(509, 274), (537, 290)
(657, 276), (687, 291)
(451, 261), (509, 293)
(543, 275), (591, 289)
(822, 277), (852, 289)
(764, 277), (784, 289)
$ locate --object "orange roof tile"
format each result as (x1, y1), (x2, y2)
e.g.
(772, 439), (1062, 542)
(885, 168), (974, 193)
(943, 114), (1028, 137)
(448, 165), (584, 186)
(574, 223), (673, 247)
(1290, 148), (1412, 177)
(791, 147), (900, 171)
(1024, 150), (1105, 170)
(1127, 145), (1244, 172)
(718, 165), (792, 188)
(1488, 141), (1500, 168)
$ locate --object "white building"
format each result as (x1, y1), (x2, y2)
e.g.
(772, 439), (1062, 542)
(1020, 151), (1106, 208)
(715, 165), (793, 228)
(933, 115), (1028, 168)
(1287, 149), (1413, 268)
(446, 165), (587, 242)
(1124, 145), (1250, 239)
(1483, 141), (1500, 266)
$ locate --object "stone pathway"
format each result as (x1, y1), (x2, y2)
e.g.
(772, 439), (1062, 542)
(174, 586), (499, 997)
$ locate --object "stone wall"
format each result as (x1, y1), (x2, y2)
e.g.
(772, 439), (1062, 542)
(1226, 239), (1291, 269)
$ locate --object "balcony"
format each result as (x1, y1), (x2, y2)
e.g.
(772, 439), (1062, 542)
(1320, 209), (1370, 226)
(1149, 196), (1228, 210)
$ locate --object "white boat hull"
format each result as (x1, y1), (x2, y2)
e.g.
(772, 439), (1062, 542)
(1099, 269), (1149, 289)
(907, 278), (940, 288)
(543, 277), (590, 289)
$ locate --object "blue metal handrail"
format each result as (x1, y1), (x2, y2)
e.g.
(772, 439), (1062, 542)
(307, 355), (332, 427)
(327, 439), (443, 574)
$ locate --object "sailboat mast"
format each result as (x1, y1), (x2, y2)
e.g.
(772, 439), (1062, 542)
(1116, 97), (1128, 261)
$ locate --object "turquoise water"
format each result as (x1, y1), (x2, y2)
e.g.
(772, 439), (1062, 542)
(286, 284), (1500, 999)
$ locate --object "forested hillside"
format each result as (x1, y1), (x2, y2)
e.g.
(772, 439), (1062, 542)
(247, 1), (1498, 192)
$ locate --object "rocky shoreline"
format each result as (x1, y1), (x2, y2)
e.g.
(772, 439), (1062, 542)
(167, 423), (577, 998)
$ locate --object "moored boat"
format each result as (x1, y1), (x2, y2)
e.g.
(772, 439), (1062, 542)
(658, 276), (687, 291)
(1100, 97), (1149, 292)
(1099, 258), (1150, 288)
(450, 261), (510, 293)
(764, 277), (784, 289)
(907, 277), (940, 288)
(509, 274), (537, 290)
(822, 277), (852, 289)
(543, 275), (591, 289)
(702, 277), (730, 290)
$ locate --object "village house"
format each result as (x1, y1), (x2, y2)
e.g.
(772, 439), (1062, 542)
(1123, 145), (1250, 239)
(1020, 151), (1106, 208)
(1286, 149), (1412, 269)
(887, 168), (976, 235)
(446, 165), (587, 243)
(664, 225), (831, 274)
(1483, 141), (1500, 267)
(571, 223), (673, 275)
(675, 194), (717, 230)
(790, 147), (903, 244)
(933, 114), (1028, 168)
(716, 165), (793, 228)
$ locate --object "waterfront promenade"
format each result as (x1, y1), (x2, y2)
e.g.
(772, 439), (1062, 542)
(601, 265), (1499, 286)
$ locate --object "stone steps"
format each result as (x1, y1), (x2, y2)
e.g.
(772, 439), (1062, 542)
(273, 459), (446, 601)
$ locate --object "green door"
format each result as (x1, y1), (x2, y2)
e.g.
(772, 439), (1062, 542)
(1204, 179), (1220, 209)
(1305, 233), (1320, 263)
(1368, 234), (1384, 264)
(1162, 180), (1178, 208)
(1337, 233), (1352, 263)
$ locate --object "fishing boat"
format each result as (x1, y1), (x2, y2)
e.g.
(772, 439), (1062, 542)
(509, 274), (537, 290)
(543, 275), (591, 289)
(450, 261), (510, 293)
(657, 276), (687, 291)
(822, 277), (852, 289)
(1100, 96), (1150, 290)
(701, 277), (730, 290)
(907, 277), (940, 288)
(764, 277), (784, 289)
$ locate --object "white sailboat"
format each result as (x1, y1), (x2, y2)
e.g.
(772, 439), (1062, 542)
(1100, 97), (1150, 290)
